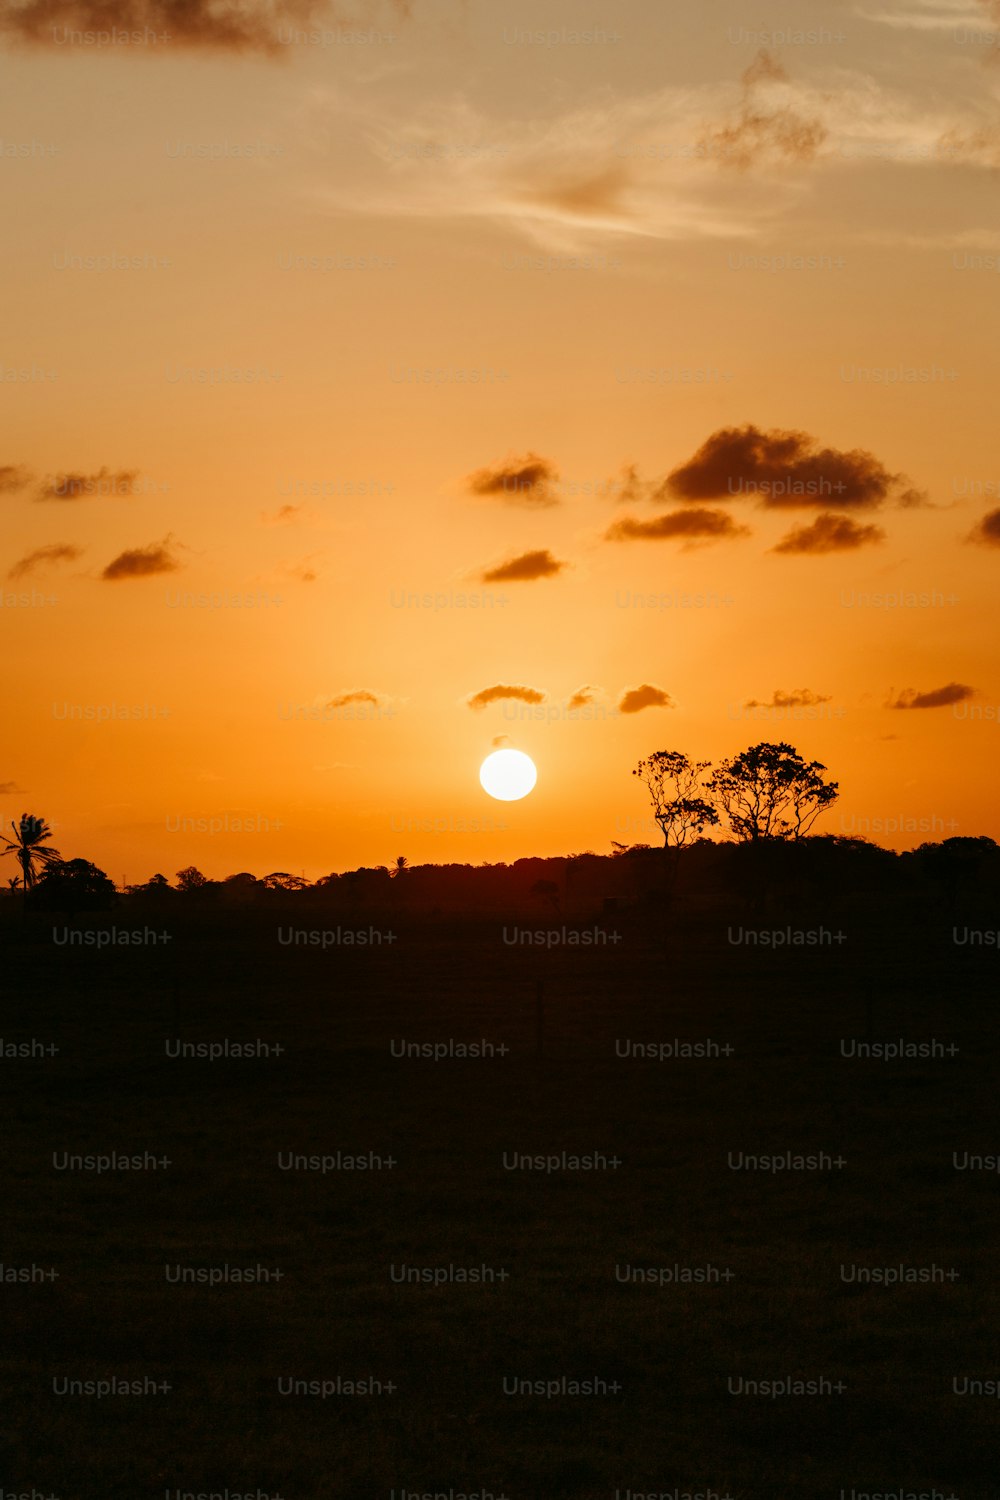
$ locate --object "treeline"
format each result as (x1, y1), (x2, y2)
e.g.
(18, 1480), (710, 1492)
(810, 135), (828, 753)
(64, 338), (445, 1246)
(6, 835), (1000, 919)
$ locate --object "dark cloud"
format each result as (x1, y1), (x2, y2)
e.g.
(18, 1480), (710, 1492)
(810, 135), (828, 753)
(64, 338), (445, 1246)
(744, 688), (830, 709)
(0, 0), (407, 52)
(967, 508), (1000, 546)
(666, 424), (922, 508)
(889, 683), (975, 710)
(0, 781), (25, 795)
(467, 684), (546, 711)
(618, 684), (674, 715)
(466, 453), (560, 507)
(101, 538), (179, 580)
(699, 51), (827, 171)
(771, 513), (886, 554)
(0, 464), (32, 494)
(37, 466), (139, 500)
(605, 508), (750, 545)
(479, 549), (566, 583)
(567, 685), (599, 711)
(7, 543), (83, 580)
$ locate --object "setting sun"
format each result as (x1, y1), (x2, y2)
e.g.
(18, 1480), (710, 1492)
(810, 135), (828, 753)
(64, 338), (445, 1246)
(479, 748), (537, 802)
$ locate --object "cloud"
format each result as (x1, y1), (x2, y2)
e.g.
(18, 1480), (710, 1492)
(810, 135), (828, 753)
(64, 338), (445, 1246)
(325, 689), (384, 709)
(306, 83), (784, 253)
(491, 734), (512, 748)
(607, 464), (649, 505)
(665, 424), (923, 508)
(698, 51), (828, 172)
(845, 0), (1000, 84)
(466, 453), (560, 507)
(567, 685), (600, 711)
(36, 467), (139, 500)
(514, 163), (634, 222)
(0, 781), (25, 795)
(889, 682), (976, 709)
(859, 1), (996, 32)
(466, 684), (547, 711)
(0, 464), (32, 494)
(479, 549), (566, 583)
(0, 0), (408, 52)
(967, 508), (1000, 546)
(618, 684), (674, 714)
(937, 125), (1000, 167)
(303, 48), (1000, 254)
(771, 513), (887, 554)
(101, 538), (180, 580)
(744, 688), (831, 709)
(279, 555), (322, 582)
(261, 504), (305, 526)
(7, 543), (83, 580)
(605, 508), (750, 546)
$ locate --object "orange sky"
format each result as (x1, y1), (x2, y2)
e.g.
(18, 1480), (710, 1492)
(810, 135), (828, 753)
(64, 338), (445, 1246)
(3, 0), (1000, 881)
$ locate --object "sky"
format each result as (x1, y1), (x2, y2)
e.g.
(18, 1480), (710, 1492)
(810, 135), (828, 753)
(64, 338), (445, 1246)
(2, 0), (1000, 881)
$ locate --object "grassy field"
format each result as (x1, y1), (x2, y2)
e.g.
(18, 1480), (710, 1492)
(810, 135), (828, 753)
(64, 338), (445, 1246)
(3, 900), (997, 1499)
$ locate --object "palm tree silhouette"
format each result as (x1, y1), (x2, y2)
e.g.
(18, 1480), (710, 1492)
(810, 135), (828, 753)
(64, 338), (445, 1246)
(2, 814), (62, 905)
(391, 856), (409, 878)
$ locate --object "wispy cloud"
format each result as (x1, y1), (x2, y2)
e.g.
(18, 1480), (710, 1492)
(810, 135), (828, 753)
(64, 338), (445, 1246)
(697, 51), (828, 172)
(0, 464), (33, 494)
(36, 467), (139, 501)
(744, 688), (832, 709)
(567, 685), (601, 711)
(302, 49), (1000, 248)
(8, 543), (83, 580)
(857, 0), (993, 32)
(261, 504), (306, 526)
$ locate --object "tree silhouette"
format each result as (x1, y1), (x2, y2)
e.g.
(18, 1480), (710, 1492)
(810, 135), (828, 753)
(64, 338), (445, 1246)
(1, 814), (62, 903)
(263, 872), (312, 891)
(175, 865), (209, 891)
(391, 856), (409, 878)
(32, 858), (115, 913)
(632, 751), (720, 847)
(707, 741), (839, 841)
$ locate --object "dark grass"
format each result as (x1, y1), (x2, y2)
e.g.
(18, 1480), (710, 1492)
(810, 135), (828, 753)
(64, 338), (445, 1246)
(2, 903), (997, 1499)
